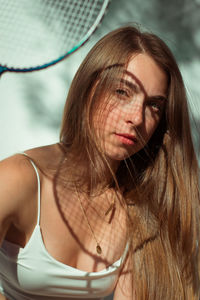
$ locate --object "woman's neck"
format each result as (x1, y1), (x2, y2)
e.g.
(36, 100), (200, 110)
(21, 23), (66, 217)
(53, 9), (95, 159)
(58, 143), (121, 194)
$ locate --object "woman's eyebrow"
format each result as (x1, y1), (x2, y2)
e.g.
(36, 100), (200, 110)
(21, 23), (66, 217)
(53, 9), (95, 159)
(148, 95), (167, 102)
(118, 78), (140, 93)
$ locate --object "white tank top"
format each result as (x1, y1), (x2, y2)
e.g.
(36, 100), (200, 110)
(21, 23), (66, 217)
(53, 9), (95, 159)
(0, 155), (128, 300)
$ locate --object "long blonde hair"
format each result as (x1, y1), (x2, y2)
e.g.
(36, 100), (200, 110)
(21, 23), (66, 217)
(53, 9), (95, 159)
(60, 26), (200, 299)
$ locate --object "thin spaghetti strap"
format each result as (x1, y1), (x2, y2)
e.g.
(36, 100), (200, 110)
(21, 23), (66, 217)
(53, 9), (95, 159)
(121, 241), (130, 264)
(19, 152), (41, 225)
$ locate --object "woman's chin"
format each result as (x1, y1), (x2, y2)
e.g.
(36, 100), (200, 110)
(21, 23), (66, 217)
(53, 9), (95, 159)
(104, 150), (132, 166)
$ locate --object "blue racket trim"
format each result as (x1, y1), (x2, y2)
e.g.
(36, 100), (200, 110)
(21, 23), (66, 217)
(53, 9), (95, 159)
(0, 41), (85, 75)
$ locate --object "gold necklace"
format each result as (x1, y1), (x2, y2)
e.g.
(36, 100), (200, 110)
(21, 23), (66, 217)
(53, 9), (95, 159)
(74, 183), (103, 255)
(90, 192), (116, 224)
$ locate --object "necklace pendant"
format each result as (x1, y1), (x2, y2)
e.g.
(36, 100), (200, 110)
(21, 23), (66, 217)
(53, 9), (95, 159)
(96, 244), (102, 255)
(105, 203), (114, 216)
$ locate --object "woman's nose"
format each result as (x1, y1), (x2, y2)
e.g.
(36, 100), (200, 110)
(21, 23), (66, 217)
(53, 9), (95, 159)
(124, 102), (144, 127)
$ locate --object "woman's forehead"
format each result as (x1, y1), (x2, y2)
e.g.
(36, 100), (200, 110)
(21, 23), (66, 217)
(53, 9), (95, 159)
(125, 54), (168, 98)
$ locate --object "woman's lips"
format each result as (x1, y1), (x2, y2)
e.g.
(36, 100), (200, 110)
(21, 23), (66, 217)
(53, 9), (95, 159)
(115, 133), (137, 145)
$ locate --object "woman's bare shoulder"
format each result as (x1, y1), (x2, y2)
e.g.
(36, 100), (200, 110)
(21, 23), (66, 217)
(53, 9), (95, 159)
(0, 143), (61, 210)
(0, 152), (39, 244)
(0, 143), (63, 185)
(0, 143), (65, 230)
(24, 143), (65, 170)
(0, 152), (39, 204)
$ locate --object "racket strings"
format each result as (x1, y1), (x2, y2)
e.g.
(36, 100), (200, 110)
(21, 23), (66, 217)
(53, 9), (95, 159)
(0, 0), (109, 70)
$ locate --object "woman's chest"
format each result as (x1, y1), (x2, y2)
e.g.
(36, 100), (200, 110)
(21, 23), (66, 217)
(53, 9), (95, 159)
(39, 182), (127, 273)
(5, 178), (127, 274)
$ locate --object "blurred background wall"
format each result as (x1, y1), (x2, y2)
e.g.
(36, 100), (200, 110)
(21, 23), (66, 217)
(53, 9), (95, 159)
(0, 0), (200, 160)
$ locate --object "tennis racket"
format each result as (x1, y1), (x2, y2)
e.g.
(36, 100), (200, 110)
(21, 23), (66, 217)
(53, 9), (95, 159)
(0, 0), (110, 75)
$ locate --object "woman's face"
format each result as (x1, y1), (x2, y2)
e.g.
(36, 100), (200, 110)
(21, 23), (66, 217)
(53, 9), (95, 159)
(93, 53), (168, 168)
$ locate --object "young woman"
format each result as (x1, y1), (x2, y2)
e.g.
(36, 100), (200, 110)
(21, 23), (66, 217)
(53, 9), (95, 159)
(0, 26), (199, 300)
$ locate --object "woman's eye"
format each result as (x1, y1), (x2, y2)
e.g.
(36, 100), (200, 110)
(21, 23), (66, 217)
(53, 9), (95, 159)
(149, 102), (162, 112)
(116, 89), (129, 97)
